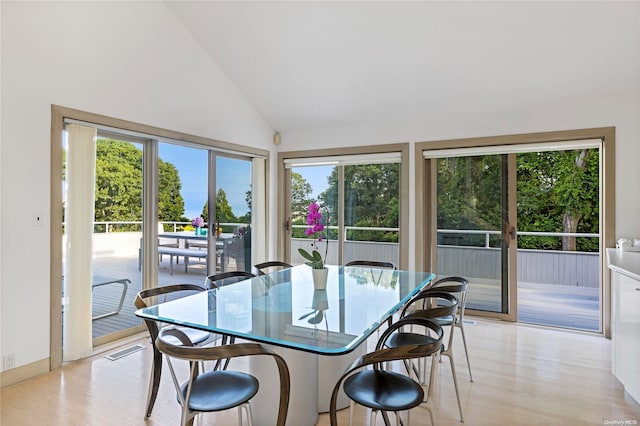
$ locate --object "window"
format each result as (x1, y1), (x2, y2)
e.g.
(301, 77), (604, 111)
(279, 145), (409, 268)
(51, 106), (269, 365)
(416, 128), (615, 336)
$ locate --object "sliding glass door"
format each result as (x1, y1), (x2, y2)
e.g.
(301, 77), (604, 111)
(60, 120), (261, 353)
(215, 155), (253, 273)
(283, 151), (404, 268)
(515, 148), (601, 331)
(422, 134), (607, 331)
(434, 154), (512, 315)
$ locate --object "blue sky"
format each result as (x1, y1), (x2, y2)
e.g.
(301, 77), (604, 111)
(159, 144), (251, 221)
(158, 143), (332, 220)
(294, 166), (332, 200)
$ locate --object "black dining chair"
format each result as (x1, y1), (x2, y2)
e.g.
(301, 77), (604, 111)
(156, 328), (291, 426)
(345, 260), (397, 269)
(254, 260), (292, 276)
(330, 317), (444, 426)
(205, 270), (257, 289)
(254, 261), (292, 290)
(389, 290), (465, 422)
(134, 284), (215, 419)
(425, 276), (473, 382)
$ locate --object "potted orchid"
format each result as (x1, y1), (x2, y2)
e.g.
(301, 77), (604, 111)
(298, 202), (329, 289)
(191, 216), (204, 235)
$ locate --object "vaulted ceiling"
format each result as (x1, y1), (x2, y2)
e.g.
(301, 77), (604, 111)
(164, 1), (640, 133)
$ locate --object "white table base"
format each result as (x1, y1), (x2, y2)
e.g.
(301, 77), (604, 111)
(249, 342), (367, 425)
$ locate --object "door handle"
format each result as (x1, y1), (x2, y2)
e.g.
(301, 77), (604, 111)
(503, 224), (516, 247)
(285, 217), (291, 232)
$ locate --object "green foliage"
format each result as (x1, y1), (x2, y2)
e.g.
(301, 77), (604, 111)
(201, 189), (237, 226)
(241, 187), (252, 223)
(291, 172), (313, 221)
(298, 247), (324, 269)
(216, 188), (236, 223)
(94, 140), (144, 231)
(290, 171), (315, 238)
(516, 150), (599, 251)
(436, 150), (600, 252)
(94, 139), (184, 231)
(158, 159), (185, 222)
(437, 156), (502, 247)
(320, 163), (400, 243)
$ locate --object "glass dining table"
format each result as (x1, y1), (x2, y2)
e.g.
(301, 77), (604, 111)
(136, 264), (435, 425)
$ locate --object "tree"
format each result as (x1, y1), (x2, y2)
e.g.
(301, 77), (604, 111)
(517, 149), (599, 251)
(437, 156), (502, 247)
(290, 171), (314, 238)
(516, 152), (562, 250)
(94, 139), (185, 230)
(95, 140), (143, 230)
(238, 186), (252, 224)
(201, 188), (237, 224)
(158, 159), (185, 222)
(291, 172), (313, 221)
(319, 164), (400, 242)
(557, 149), (598, 251)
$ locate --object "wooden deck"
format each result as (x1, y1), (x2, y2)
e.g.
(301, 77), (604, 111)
(90, 254), (213, 339)
(518, 281), (599, 331)
(87, 255), (601, 340)
(467, 281), (600, 331)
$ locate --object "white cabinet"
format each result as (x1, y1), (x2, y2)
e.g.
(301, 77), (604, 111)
(611, 269), (640, 404)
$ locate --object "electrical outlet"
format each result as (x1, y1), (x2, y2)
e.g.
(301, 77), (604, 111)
(3, 353), (15, 370)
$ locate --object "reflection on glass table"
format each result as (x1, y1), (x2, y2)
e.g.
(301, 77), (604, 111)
(137, 264), (433, 354)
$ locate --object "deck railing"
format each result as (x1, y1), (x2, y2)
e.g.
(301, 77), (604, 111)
(93, 221), (248, 233)
(89, 222), (599, 288)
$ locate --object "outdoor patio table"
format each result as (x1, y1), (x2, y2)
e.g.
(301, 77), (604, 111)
(158, 231), (236, 273)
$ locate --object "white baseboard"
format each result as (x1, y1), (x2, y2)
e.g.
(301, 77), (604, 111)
(0, 358), (49, 388)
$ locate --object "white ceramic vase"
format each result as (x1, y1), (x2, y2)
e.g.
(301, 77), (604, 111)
(312, 267), (328, 290)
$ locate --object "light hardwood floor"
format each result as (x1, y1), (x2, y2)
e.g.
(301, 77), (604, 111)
(2, 318), (639, 425)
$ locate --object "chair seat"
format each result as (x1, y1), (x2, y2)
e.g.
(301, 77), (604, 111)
(386, 331), (438, 348)
(343, 370), (424, 411)
(432, 315), (455, 326)
(181, 371), (259, 412)
(162, 326), (211, 346)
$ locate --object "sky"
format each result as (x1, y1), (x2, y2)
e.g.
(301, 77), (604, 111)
(294, 165), (332, 200)
(159, 143), (332, 221)
(159, 144), (251, 221)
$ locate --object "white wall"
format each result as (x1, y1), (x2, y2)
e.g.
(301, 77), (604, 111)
(280, 92), (640, 267)
(0, 2), (274, 371)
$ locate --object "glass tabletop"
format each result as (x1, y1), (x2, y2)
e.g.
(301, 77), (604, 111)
(136, 264), (435, 355)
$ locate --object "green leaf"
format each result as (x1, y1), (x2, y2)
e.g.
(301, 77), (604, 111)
(298, 248), (324, 269)
(298, 248), (316, 262)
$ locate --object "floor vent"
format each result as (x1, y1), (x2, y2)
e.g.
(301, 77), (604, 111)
(105, 344), (145, 361)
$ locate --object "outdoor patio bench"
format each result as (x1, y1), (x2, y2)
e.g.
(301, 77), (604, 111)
(158, 247), (207, 275)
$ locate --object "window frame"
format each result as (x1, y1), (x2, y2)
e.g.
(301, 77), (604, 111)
(414, 127), (615, 336)
(277, 143), (410, 269)
(50, 105), (269, 369)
